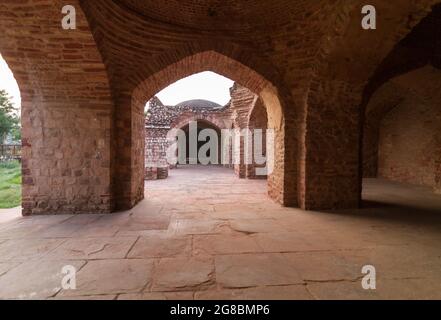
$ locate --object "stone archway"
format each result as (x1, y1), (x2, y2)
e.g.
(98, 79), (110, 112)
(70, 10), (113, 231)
(123, 50), (289, 210)
(300, 1), (439, 210)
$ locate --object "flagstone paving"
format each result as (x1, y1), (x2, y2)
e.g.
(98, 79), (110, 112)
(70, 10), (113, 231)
(0, 165), (440, 300)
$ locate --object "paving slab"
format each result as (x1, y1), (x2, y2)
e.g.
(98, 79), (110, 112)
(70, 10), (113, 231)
(0, 238), (65, 261)
(194, 234), (262, 255)
(47, 237), (138, 260)
(58, 259), (154, 297)
(128, 235), (191, 258)
(195, 285), (313, 300)
(0, 259), (86, 299)
(152, 257), (215, 292)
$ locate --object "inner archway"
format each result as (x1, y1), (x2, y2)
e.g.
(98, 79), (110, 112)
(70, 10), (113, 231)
(179, 120), (222, 165)
(362, 66), (441, 208)
(361, 3), (441, 209)
(143, 70), (275, 208)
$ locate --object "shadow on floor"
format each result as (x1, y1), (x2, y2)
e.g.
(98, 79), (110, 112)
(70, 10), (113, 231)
(314, 206), (441, 235)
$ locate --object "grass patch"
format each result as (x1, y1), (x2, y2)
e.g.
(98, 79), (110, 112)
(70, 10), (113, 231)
(0, 160), (21, 208)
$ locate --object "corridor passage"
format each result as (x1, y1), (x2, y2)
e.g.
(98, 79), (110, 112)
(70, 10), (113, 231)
(0, 166), (440, 300)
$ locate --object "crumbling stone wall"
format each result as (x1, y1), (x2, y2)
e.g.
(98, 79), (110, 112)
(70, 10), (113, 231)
(0, 1), (114, 215)
(362, 3), (441, 184)
(145, 84), (265, 180)
(228, 84), (258, 178)
(145, 96), (232, 178)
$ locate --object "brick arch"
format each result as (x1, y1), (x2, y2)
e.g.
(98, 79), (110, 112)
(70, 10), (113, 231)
(309, 1), (437, 86)
(247, 97), (268, 129)
(362, 2), (441, 104)
(118, 49), (293, 209)
(300, 1), (439, 210)
(362, 82), (406, 177)
(132, 49), (280, 106)
(79, 0), (290, 90)
(0, 0), (114, 215)
(171, 117), (224, 166)
(359, 2), (441, 194)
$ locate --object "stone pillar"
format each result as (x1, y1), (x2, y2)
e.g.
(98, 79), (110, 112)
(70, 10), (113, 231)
(259, 85), (298, 207)
(301, 80), (362, 210)
(114, 93), (145, 210)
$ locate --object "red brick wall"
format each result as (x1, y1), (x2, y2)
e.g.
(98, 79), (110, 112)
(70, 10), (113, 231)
(376, 67), (441, 192)
(378, 97), (441, 189)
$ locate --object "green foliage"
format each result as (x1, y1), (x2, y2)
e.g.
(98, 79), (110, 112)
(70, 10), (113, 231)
(0, 89), (20, 144)
(0, 160), (21, 208)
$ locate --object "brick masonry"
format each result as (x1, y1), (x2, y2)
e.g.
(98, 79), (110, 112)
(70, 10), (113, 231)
(0, 1), (440, 214)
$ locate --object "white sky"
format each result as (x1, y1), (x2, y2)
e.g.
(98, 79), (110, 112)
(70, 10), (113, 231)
(0, 55), (21, 108)
(0, 56), (233, 109)
(156, 71), (234, 106)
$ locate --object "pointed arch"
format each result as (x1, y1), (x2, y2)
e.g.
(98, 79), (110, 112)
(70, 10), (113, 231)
(114, 48), (295, 209)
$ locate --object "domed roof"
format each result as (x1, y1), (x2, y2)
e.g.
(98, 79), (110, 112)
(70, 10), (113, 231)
(118, 0), (297, 32)
(175, 99), (223, 109)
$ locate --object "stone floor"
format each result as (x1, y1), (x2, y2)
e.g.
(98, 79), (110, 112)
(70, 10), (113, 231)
(0, 165), (440, 300)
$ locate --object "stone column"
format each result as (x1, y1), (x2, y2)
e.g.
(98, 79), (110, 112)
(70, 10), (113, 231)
(300, 80), (362, 210)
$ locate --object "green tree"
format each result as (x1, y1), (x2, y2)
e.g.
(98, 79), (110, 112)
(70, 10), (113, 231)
(0, 89), (20, 143)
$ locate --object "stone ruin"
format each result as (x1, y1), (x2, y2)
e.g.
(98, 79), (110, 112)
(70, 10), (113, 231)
(145, 83), (266, 180)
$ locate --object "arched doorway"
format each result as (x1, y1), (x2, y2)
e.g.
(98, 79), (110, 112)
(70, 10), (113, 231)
(362, 66), (441, 206)
(122, 50), (289, 210)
